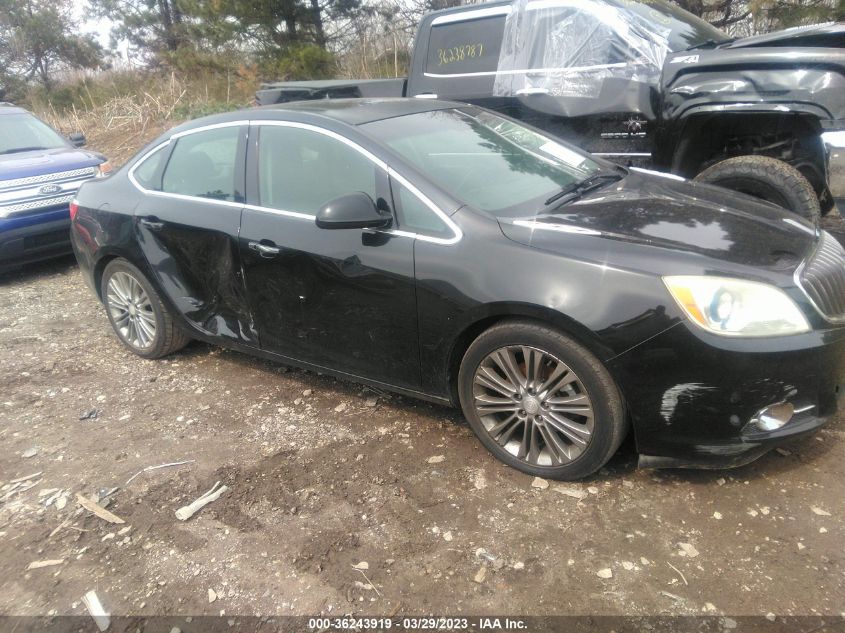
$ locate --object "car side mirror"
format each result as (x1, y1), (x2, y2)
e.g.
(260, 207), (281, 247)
(315, 192), (391, 230)
(69, 132), (86, 148)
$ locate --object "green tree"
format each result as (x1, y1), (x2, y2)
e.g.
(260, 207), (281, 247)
(91, 0), (357, 79)
(0, 0), (103, 94)
(90, 0), (223, 58)
(222, 0), (362, 52)
(750, 0), (845, 27)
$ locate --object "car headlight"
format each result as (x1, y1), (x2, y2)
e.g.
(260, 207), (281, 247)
(96, 161), (113, 178)
(664, 276), (810, 337)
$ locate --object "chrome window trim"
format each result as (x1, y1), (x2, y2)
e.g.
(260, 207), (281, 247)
(430, 6), (511, 26)
(170, 119), (251, 139)
(385, 166), (462, 245)
(126, 119), (463, 246)
(140, 188), (245, 210)
(127, 140), (172, 193)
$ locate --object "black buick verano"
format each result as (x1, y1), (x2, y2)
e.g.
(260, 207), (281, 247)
(71, 99), (845, 479)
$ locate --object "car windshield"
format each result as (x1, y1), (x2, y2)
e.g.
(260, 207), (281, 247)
(0, 113), (69, 155)
(363, 108), (606, 216)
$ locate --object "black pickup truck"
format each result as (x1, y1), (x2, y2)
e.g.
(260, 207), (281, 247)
(256, 0), (845, 220)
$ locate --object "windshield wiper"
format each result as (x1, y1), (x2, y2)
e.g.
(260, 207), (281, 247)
(684, 37), (735, 51)
(544, 172), (623, 207)
(0, 146), (49, 155)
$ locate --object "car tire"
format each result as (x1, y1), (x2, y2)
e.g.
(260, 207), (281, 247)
(458, 320), (627, 480)
(694, 155), (820, 221)
(100, 258), (190, 359)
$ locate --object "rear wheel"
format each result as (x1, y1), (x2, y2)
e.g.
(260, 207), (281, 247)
(694, 155), (820, 221)
(100, 258), (190, 359)
(458, 320), (627, 480)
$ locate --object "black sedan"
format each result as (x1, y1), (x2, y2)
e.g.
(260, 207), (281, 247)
(70, 99), (845, 480)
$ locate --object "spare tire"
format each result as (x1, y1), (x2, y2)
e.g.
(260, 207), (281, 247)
(694, 155), (820, 221)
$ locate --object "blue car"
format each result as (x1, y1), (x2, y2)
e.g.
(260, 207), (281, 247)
(0, 104), (110, 272)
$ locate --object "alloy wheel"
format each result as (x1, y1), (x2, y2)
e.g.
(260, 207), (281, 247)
(472, 345), (594, 466)
(106, 271), (157, 349)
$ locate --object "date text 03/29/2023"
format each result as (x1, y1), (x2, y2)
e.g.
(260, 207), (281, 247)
(306, 617), (528, 630)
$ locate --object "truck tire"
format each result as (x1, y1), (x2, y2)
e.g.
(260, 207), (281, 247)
(694, 155), (820, 221)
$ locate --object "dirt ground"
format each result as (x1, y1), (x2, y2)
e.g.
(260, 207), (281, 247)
(0, 253), (843, 621)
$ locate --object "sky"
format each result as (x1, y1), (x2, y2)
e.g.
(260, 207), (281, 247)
(72, 1), (130, 63)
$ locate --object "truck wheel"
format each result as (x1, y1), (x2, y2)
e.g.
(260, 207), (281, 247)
(694, 155), (820, 221)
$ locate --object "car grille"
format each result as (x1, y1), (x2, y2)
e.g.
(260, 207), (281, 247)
(0, 166), (97, 189)
(798, 232), (845, 322)
(0, 167), (97, 218)
(1, 194), (75, 215)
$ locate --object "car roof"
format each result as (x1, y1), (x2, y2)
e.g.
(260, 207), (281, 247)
(171, 98), (465, 136)
(0, 104), (29, 115)
(254, 98), (463, 125)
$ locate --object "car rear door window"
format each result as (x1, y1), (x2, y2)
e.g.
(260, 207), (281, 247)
(133, 145), (169, 190)
(162, 127), (240, 201)
(257, 125), (378, 214)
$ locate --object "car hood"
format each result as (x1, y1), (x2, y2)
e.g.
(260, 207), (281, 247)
(725, 22), (845, 49)
(497, 169), (818, 272)
(0, 147), (104, 181)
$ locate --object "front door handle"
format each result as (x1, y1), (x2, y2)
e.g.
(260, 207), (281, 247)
(139, 217), (164, 230)
(249, 240), (281, 258)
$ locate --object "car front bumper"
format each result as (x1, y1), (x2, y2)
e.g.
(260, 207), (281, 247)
(0, 207), (72, 272)
(609, 321), (845, 470)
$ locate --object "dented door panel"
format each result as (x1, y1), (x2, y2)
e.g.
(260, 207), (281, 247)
(132, 124), (257, 345)
(134, 196), (256, 344)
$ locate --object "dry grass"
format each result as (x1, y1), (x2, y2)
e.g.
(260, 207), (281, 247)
(32, 72), (250, 167)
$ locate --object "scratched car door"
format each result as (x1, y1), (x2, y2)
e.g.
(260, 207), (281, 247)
(239, 122), (421, 389)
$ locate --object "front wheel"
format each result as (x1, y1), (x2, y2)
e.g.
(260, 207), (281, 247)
(458, 320), (627, 480)
(694, 155), (820, 221)
(100, 258), (190, 359)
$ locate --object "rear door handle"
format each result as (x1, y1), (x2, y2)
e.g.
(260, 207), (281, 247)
(139, 217), (164, 230)
(249, 240), (281, 258)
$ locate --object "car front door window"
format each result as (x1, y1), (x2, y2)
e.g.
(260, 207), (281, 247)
(391, 178), (452, 238)
(257, 125), (379, 214)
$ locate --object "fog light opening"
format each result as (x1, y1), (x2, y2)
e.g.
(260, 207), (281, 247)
(750, 402), (795, 432)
